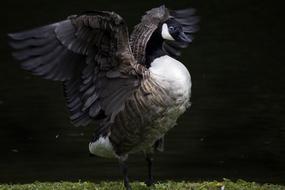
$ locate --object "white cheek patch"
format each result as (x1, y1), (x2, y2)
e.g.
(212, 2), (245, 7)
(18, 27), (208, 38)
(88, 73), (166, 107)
(161, 23), (175, 41)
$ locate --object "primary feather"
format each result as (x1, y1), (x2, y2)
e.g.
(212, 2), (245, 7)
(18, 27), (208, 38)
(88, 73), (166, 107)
(9, 11), (142, 129)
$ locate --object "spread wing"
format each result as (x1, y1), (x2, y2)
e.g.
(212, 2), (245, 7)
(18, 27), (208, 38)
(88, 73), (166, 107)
(9, 11), (144, 127)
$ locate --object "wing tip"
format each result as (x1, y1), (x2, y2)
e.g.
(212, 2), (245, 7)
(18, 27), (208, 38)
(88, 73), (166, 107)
(7, 32), (27, 40)
(7, 33), (14, 38)
(171, 8), (197, 17)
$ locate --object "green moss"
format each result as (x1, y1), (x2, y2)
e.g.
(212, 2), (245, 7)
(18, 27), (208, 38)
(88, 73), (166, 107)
(0, 179), (284, 190)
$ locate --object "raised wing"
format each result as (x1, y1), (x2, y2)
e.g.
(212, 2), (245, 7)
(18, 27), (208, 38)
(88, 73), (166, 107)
(9, 11), (143, 127)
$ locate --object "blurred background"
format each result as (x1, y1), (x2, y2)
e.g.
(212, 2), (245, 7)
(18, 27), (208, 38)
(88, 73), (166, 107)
(0, 0), (284, 185)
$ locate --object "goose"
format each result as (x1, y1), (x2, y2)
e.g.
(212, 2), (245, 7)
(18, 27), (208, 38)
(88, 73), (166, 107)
(8, 5), (199, 190)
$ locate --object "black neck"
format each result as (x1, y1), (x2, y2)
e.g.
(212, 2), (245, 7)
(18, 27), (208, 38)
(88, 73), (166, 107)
(145, 28), (167, 68)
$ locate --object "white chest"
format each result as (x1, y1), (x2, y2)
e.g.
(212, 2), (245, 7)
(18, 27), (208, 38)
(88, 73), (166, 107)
(149, 55), (191, 100)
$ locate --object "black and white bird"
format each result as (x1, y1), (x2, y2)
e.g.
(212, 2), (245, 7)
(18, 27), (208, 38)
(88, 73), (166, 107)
(8, 5), (199, 190)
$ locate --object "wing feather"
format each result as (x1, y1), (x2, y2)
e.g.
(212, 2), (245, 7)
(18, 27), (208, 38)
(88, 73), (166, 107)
(9, 11), (143, 130)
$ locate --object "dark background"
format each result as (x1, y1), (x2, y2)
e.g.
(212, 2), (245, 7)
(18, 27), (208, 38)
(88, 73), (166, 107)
(0, 0), (284, 185)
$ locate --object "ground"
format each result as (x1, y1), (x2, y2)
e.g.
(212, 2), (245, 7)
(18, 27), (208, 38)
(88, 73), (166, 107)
(0, 179), (284, 190)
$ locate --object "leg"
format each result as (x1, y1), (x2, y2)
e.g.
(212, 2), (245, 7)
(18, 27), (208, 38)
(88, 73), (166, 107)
(154, 137), (164, 152)
(118, 158), (132, 190)
(145, 153), (155, 186)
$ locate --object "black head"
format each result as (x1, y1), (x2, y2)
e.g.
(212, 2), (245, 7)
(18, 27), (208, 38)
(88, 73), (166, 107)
(161, 18), (191, 43)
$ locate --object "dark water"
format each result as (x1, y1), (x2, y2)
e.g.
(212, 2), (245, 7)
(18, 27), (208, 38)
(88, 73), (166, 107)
(0, 0), (284, 185)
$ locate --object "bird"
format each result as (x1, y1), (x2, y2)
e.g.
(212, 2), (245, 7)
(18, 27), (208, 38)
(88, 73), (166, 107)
(8, 5), (199, 190)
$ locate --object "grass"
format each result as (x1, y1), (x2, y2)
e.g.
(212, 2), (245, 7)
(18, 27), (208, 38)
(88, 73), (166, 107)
(0, 179), (284, 190)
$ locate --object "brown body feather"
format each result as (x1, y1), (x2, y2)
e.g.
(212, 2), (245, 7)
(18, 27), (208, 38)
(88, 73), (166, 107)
(109, 71), (189, 155)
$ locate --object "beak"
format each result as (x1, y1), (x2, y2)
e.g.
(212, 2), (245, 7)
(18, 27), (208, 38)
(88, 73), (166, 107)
(177, 32), (192, 43)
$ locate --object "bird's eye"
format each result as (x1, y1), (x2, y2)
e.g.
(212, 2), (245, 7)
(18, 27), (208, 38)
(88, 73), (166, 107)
(169, 26), (175, 31)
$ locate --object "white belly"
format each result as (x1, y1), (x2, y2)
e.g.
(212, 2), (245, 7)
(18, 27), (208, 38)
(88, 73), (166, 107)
(149, 55), (191, 102)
